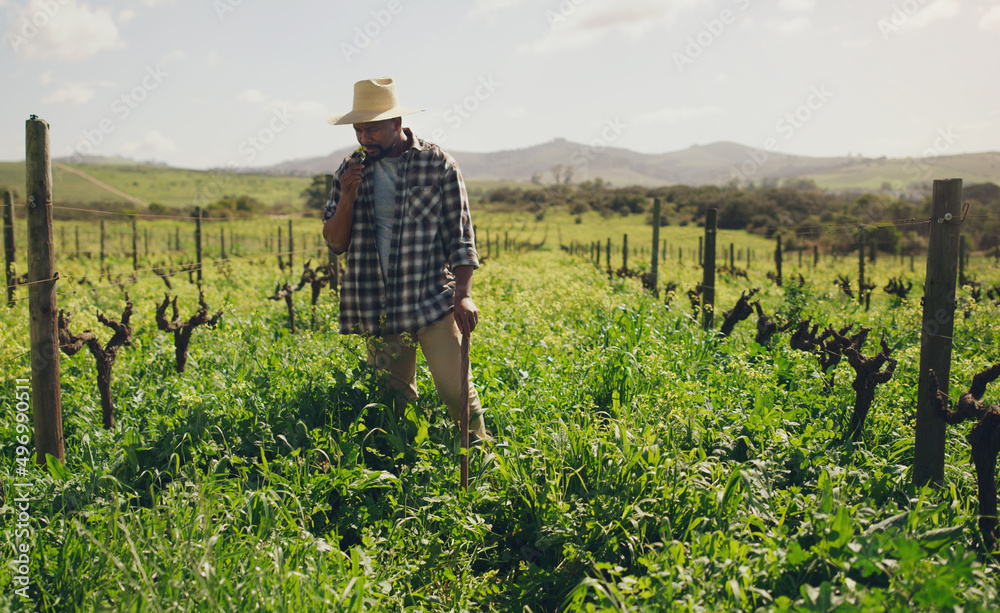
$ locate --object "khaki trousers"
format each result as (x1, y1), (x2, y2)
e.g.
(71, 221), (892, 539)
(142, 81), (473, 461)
(366, 313), (488, 440)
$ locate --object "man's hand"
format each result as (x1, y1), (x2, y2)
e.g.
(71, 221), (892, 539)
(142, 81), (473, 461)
(341, 163), (365, 202)
(454, 296), (479, 337)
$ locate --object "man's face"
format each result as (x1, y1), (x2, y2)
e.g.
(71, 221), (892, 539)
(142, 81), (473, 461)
(353, 118), (399, 161)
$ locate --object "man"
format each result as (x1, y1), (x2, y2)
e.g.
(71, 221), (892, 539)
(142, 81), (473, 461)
(322, 77), (489, 442)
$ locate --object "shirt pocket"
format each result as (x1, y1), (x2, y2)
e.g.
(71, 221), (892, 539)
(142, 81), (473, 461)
(407, 185), (440, 224)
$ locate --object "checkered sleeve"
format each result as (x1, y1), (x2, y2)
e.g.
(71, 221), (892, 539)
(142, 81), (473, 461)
(440, 157), (479, 271)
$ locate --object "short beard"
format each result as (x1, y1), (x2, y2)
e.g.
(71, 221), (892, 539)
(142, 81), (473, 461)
(366, 135), (398, 162)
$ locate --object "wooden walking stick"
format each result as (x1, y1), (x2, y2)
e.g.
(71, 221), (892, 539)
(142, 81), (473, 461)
(460, 333), (470, 491)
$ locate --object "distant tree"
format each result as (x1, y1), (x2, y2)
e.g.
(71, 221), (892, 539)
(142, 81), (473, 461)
(783, 178), (818, 191)
(301, 175), (331, 210)
(207, 195), (263, 217)
(550, 165), (564, 185)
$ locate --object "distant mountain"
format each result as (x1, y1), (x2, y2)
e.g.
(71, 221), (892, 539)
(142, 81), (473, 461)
(258, 138), (1000, 190)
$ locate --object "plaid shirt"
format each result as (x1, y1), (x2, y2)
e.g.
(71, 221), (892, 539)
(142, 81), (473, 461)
(323, 129), (479, 336)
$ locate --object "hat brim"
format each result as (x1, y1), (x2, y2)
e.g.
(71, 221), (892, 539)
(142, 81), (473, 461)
(327, 107), (423, 126)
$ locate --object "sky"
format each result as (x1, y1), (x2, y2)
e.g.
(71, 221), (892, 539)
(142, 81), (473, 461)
(1, 0), (998, 171)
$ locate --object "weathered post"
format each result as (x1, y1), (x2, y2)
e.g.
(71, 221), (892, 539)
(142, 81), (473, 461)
(25, 116), (64, 464)
(460, 334), (470, 491)
(100, 219), (106, 264)
(131, 215), (138, 271)
(913, 178), (963, 486)
(288, 219), (294, 270)
(729, 243), (735, 271)
(650, 198), (660, 296)
(814, 244), (819, 267)
(698, 236), (703, 266)
(702, 209), (717, 329)
(325, 174), (339, 292)
(606, 238), (611, 270)
(622, 233), (628, 271)
(278, 226), (283, 269)
(220, 227), (226, 260)
(858, 227), (866, 307)
(194, 206), (203, 284)
(4, 190), (15, 306)
(774, 235), (783, 287)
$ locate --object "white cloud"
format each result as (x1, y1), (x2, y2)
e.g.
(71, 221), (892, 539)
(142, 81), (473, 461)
(779, 0), (816, 11)
(765, 16), (810, 34)
(637, 106), (725, 124)
(5, 0), (122, 60)
(469, 0), (528, 17)
(119, 9), (135, 23)
(237, 88), (267, 104)
(524, 0), (701, 53)
(979, 6), (1000, 31)
(42, 82), (95, 105)
(270, 98), (326, 116)
(903, 0), (960, 30)
(842, 37), (870, 48)
(120, 130), (177, 159)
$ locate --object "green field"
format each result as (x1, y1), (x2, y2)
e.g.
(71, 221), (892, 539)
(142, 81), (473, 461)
(2, 213), (1000, 611)
(0, 162), (313, 209)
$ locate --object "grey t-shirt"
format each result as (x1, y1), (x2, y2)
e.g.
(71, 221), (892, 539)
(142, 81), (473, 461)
(371, 155), (399, 281)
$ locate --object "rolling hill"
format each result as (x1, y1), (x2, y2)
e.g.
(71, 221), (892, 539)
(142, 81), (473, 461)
(262, 139), (1000, 191)
(1, 140), (997, 210)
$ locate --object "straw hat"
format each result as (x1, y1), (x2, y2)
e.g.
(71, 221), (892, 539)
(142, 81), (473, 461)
(327, 77), (423, 126)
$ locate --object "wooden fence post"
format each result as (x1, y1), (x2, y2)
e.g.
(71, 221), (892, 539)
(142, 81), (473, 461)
(858, 227), (866, 306)
(651, 198), (660, 296)
(25, 116), (64, 464)
(288, 219), (294, 270)
(4, 190), (15, 307)
(702, 209), (717, 329)
(913, 178), (963, 486)
(325, 174), (339, 292)
(194, 206), (203, 284)
(774, 235), (783, 287)
(100, 219), (106, 264)
(622, 233), (628, 271)
(131, 215), (138, 271)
